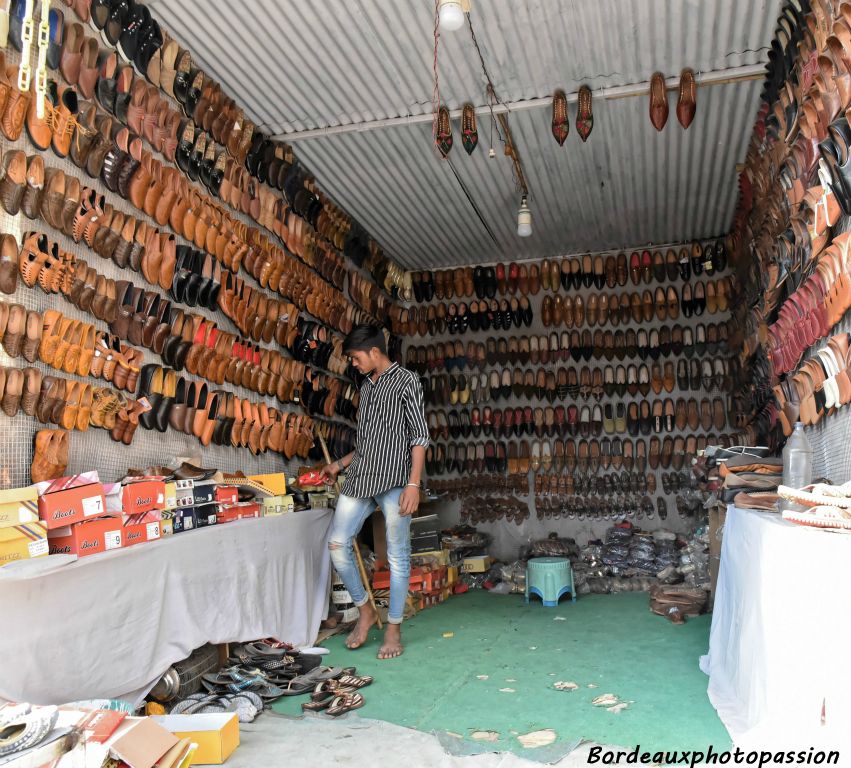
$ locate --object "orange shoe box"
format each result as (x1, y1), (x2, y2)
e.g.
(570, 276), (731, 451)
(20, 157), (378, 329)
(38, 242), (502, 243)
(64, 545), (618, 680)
(123, 519), (162, 547)
(122, 480), (166, 515)
(48, 517), (124, 557)
(37, 474), (109, 530)
(372, 567), (424, 590)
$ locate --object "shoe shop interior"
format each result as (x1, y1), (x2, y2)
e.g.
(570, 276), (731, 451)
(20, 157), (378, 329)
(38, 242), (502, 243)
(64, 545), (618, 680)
(1, 0), (850, 766)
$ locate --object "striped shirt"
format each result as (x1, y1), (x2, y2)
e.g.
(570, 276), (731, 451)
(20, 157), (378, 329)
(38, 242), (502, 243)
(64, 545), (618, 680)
(341, 363), (430, 499)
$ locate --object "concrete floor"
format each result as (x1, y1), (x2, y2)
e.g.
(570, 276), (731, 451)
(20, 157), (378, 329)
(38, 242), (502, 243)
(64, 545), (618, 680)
(220, 712), (618, 767)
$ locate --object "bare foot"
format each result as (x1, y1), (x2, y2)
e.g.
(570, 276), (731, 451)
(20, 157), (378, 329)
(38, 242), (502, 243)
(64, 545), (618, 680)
(377, 623), (404, 659)
(345, 604), (377, 650)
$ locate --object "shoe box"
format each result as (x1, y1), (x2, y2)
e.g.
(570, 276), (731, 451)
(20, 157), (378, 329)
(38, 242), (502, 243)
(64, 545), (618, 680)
(216, 502), (262, 524)
(0, 485), (39, 528)
(121, 480), (167, 516)
(262, 494), (294, 516)
(122, 514), (163, 548)
(174, 479), (217, 508)
(410, 513), (440, 554)
(172, 506), (218, 534)
(35, 472), (110, 530)
(462, 555), (494, 573)
(48, 516), (125, 558)
(372, 566), (424, 590)
(0, 485), (47, 565)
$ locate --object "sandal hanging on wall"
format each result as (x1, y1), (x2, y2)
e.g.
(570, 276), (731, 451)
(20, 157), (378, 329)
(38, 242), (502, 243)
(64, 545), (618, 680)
(435, 106), (453, 157)
(551, 89), (569, 145)
(576, 85), (593, 142)
(676, 67), (696, 128)
(649, 72), (668, 131)
(461, 103), (478, 155)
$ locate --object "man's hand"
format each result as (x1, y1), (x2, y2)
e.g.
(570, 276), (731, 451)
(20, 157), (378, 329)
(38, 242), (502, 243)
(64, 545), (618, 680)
(319, 463), (340, 485)
(399, 485), (420, 517)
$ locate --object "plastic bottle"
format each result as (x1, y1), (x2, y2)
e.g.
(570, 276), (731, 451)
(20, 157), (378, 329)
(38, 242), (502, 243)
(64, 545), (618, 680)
(782, 422), (813, 512)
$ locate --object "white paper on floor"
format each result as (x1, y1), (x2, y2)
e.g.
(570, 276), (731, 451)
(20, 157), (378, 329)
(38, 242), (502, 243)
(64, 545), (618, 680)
(553, 681), (579, 691)
(517, 729), (557, 748)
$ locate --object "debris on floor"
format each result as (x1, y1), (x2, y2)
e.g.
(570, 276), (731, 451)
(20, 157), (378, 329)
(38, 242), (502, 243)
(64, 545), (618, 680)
(470, 730), (500, 742)
(442, 632), (454, 638)
(554, 681), (579, 691)
(517, 729), (557, 748)
(498, 687), (516, 693)
(554, 616), (567, 621)
(476, 675), (489, 680)
(607, 702), (630, 714)
(592, 693), (620, 707)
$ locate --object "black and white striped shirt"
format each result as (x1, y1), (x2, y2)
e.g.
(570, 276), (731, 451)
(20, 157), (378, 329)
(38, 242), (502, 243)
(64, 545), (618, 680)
(341, 363), (430, 499)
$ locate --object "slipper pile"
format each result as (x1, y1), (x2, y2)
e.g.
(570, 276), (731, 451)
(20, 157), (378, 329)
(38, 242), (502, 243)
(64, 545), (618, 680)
(166, 639), (374, 720)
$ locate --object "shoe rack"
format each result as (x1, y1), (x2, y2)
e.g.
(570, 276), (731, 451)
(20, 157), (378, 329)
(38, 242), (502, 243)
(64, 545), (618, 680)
(728, 0), (851, 486)
(403, 240), (739, 534)
(0, 7), (394, 488)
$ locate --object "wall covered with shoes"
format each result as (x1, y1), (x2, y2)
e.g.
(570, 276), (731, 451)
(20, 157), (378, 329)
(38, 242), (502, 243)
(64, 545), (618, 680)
(0, 3), (405, 488)
(401, 240), (741, 544)
(728, 0), (851, 485)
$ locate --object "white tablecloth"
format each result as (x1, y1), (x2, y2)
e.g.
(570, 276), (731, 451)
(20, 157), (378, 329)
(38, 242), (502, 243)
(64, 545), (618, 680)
(702, 506), (851, 753)
(0, 509), (333, 705)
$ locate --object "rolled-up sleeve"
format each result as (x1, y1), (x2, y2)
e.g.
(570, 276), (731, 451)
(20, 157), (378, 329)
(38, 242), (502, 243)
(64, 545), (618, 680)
(404, 377), (430, 448)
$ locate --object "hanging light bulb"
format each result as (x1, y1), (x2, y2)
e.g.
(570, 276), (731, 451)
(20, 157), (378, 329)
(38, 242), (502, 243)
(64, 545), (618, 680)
(438, 0), (465, 31)
(517, 196), (532, 237)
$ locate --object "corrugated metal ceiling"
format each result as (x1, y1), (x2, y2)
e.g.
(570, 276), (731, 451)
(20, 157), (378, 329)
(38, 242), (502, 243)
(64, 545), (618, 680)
(149, 0), (781, 269)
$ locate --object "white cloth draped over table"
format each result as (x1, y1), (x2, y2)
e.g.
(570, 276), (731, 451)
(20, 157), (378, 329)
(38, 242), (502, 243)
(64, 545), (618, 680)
(701, 506), (851, 753)
(0, 509), (333, 706)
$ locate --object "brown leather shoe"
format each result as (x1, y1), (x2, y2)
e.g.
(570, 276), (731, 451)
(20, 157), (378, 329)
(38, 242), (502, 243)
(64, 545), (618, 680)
(0, 233), (18, 294)
(52, 84), (81, 158)
(0, 148), (26, 215)
(31, 429), (69, 483)
(2, 66), (31, 141)
(25, 80), (57, 152)
(649, 72), (669, 131)
(676, 68), (696, 129)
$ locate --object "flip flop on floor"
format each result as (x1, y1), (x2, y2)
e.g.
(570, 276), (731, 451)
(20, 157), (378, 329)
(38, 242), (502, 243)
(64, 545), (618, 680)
(326, 692), (365, 717)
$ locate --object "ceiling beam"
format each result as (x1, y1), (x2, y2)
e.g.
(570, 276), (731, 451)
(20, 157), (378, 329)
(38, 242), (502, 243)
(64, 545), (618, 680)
(272, 63), (766, 142)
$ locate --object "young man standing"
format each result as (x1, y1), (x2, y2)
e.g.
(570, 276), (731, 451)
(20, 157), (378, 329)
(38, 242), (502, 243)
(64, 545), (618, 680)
(321, 324), (429, 659)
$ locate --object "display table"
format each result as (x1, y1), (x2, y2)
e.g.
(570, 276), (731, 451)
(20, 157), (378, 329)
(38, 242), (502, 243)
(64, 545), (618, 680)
(702, 506), (851, 750)
(0, 509), (334, 706)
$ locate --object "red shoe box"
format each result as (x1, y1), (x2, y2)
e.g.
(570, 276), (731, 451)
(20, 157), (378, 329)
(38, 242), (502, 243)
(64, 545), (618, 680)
(372, 567), (424, 590)
(122, 480), (166, 515)
(37, 474), (109, 530)
(214, 486), (238, 505)
(48, 517), (124, 557)
(123, 519), (162, 547)
(216, 502), (261, 524)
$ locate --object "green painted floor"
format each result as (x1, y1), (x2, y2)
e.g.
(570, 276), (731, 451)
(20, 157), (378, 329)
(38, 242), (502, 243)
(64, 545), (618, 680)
(272, 591), (730, 758)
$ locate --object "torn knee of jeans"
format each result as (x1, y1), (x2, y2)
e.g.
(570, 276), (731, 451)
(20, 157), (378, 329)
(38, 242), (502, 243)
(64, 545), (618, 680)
(328, 540), (345, 551)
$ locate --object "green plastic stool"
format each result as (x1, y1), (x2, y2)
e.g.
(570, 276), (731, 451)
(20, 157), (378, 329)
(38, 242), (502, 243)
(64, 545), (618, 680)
(525, 557), (575, 607)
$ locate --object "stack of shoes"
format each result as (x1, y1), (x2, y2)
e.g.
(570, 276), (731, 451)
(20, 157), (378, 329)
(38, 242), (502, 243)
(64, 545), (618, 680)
(717, 451), (783, 503)
(649, 585), (708, 624)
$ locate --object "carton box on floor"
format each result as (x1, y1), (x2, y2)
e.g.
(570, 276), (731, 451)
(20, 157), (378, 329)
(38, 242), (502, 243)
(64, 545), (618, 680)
(48, 517), (124, 557)
(0, 485), (39, 529)
(37, 474), (109, 530)
(152, 713), (239, 765)
(0, 522), (48, 564)
(462, 555), (493, 573)
(373, 567), (424, 590)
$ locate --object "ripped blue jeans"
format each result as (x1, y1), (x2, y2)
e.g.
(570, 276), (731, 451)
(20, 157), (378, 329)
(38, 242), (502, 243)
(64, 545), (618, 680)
(328, 488), (410, 624)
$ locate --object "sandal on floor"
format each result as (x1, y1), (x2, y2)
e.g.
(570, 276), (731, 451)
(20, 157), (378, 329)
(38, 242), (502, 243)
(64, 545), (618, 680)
(326, 692), (365, 717)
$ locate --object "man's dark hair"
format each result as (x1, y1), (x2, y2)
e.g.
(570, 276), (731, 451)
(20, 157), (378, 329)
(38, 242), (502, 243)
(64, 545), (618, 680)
(343, 324), (387, 355)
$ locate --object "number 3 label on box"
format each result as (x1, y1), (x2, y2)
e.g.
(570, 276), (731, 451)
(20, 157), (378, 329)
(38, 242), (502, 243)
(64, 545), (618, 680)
(82, 496), (104, 517)
(105, 530), (122, 550)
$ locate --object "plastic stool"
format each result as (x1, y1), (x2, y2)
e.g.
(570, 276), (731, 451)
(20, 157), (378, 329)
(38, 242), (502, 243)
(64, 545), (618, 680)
(525, 557), (575, 607)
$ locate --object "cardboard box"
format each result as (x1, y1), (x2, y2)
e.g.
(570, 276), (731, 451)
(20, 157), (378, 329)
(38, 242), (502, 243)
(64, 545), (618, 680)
(247, 472), (286, 495)
(37, 474), (109, 530)
(373, 567), (423, 590)
(164, 482), (178, 510)
(412, 549), (451, 566)
(192, 483), (216, 507)
(48, 517), (123, 557)
(420, 566), (447, 592)
(217, 503), (261, 524)
(173, 508), (196, 534)
(263, 494), (293, 516)
(122, 480), (166, 515)
(123, 520), (162, 547)
(214, 486), (238, 505)
(462, 555), (493, 573)
(411, 532), (441, 553)
(161, 515), (175, 536)
(309, 491), (332, 509)
(174, 480), (195, 509)
(0, 485), (39, 529)
(0, 521), (48, 564)
(152, 713), (239, 765)
(447, 565), (459, 585)
(108, 716), (180, 768)
(709, 506), (727, 608)
(195, 506), (218, 528)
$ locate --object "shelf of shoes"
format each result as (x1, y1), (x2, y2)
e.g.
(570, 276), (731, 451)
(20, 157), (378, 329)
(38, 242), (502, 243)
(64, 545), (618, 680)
(405, 240), (743, 532)
(724, 0), (851, 469)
